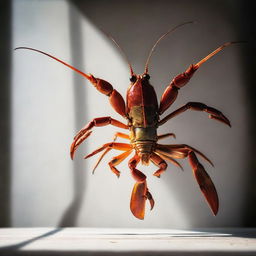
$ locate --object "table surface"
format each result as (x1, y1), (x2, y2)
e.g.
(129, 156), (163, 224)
(0, 228), (255, 255)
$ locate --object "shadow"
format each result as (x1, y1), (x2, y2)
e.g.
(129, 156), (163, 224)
(0, 229), (255, 256)
(0, 228), (62, 255)
(58, 195), (84, 227)
(0, 228), (255, 256)
(69, 0), (193, 226)
(66, 0), (254, 228)
(192, 228), (256, 239)
(58, 3), (87, 227)
(1, 251), (256, 256)
(80, 228), (256, 238)
(237, 0), (256, 227)
(0, 0), (11, 227)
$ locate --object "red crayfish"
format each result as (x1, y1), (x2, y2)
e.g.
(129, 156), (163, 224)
(16, 22), (239, 219)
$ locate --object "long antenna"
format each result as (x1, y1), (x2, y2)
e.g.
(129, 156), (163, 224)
(194, 41), (245, 68)
(144, 21), (195, 74)
(14, 47), (92, 81)
(103, 31), (134, 76)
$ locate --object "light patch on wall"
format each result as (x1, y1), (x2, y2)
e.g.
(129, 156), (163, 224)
(12, 0), (74, 226)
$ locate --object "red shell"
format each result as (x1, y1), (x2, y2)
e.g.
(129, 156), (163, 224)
(126, 77), (158, 112)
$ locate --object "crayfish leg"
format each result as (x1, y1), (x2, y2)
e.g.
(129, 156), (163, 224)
(92, 132), (130, 174)
(108, 150), (133, 177)
(154, 152), (183, 171)
(150, 153), (167, 178)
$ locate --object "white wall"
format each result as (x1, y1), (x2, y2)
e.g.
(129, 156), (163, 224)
(12, 0), (249, 228)
(12, 0), (74, 226)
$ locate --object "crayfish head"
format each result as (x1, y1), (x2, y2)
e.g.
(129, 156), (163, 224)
(129, 73), (151, 86)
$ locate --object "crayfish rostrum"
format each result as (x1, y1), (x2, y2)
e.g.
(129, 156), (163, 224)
(16, 22), (239, 219)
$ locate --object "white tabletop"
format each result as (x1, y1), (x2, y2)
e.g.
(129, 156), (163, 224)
(0, 228), (255, 255)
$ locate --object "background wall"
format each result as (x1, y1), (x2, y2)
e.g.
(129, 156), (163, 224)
(4, 0), (255, 228)
(0, 0), (11, 227)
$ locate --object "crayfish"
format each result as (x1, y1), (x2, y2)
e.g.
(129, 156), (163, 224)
(16, 22), (238, 219)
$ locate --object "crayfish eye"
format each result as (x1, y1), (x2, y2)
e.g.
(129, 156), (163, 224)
(143, 74), (150, 80)
(130, 75), (137, 83)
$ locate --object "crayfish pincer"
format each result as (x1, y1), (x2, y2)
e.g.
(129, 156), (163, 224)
(16, 21), (240, 219)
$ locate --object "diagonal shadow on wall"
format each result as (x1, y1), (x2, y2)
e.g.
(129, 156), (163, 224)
(0, 0), (11, 227)
(58, 3), (87, 227)
(66, 0), (254, 227)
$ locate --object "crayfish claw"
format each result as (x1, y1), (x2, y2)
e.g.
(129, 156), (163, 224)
(70, 130), (92, 159)
(153, 171), (161, 178)
(209, 114), (231, 127)
(188, 151), (219, 215)
(146, 190), (155, 210)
